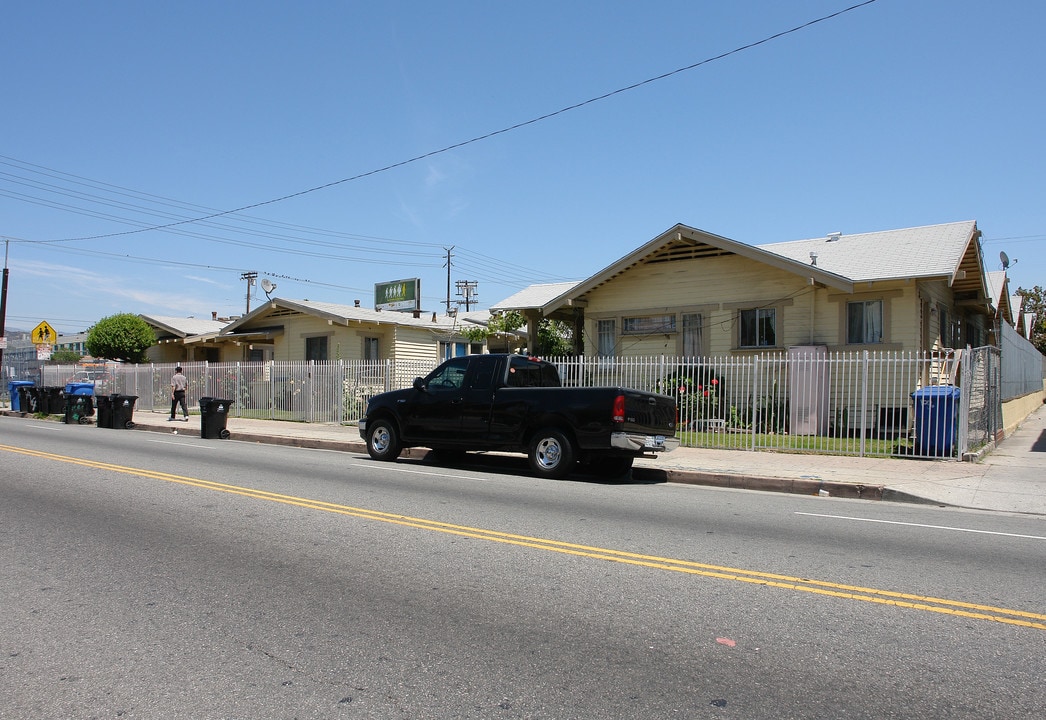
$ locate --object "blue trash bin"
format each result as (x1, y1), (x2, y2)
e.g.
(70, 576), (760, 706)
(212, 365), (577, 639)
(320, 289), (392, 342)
(65, 382), (95, 396)
(911, 385), (961, 457)
(8, 380), (35, 412)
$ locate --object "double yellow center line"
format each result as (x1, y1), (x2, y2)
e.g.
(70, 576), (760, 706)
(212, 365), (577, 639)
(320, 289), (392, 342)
(4, 443), (1044, 632)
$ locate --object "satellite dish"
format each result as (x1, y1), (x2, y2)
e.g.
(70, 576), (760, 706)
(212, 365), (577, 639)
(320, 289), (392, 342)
(1000, 251), (1010, 269)
(260, 278), (276, 298)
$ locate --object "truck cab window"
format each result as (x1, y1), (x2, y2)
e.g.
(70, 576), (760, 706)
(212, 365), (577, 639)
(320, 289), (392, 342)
(426, 357), (469, 391)
(507, 356), (559, 387)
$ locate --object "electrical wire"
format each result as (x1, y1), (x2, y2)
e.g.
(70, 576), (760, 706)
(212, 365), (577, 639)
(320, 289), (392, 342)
(34, 1), (881, 245)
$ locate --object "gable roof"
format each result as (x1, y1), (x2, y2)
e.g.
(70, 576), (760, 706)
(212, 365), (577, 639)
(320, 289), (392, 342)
(522, 220), (988, 317)
(983, 270), (1012, 322)
(490, 282), (581, 312)
(762, 221), (983, 292)
(536, 224), (854, 315)
(140, 314), (228, 338)
(219, 298), (486, 337)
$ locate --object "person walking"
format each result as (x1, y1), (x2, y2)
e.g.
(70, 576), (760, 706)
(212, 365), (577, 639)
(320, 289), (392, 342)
(169, 366), (189, 421)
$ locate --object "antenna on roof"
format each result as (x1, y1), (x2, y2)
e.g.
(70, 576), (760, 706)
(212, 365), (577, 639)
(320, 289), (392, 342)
(260, 277), (277, 299)
(1000, 251), (1016, 270)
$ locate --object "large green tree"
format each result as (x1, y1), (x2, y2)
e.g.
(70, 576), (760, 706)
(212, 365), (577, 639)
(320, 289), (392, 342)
(85, 313), (155, 363)
(1015, 286), (1046, 355)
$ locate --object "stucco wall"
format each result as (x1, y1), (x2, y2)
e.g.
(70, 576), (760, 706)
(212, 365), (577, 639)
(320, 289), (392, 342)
(1001, 385), (1046, 438)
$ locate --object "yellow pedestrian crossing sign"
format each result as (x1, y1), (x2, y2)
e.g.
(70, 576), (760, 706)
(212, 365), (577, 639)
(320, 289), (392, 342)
(32, 321), (57, 345)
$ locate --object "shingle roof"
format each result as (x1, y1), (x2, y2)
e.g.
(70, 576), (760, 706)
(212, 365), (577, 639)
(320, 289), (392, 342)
(759, 220), (979, 282)
(221, 299), (489, 334)
(141, 315), (228, 338)
(490, 282), (580, 311)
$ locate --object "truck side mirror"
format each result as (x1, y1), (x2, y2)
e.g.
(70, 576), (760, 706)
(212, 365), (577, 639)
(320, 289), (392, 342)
(413, 377), (427, 392)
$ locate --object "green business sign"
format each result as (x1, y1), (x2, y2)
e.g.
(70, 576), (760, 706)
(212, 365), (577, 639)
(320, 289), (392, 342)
(374, 278), (420, 311)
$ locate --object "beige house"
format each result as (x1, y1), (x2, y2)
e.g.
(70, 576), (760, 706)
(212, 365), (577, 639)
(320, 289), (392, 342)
(498, 220), (996, 358)
(140, 315), (230, 364)
(215, 298), (493, 363)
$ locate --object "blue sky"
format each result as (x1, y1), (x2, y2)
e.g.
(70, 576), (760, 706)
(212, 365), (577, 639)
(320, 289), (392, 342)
(2, 0), (1044, 335)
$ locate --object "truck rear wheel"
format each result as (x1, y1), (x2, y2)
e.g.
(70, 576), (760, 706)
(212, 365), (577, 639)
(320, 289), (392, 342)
(528, 428), (575, 479)
(366, 419), (402, 461)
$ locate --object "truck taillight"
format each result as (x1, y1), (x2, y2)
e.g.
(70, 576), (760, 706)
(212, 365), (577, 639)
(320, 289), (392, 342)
(612, 394), (626, 423)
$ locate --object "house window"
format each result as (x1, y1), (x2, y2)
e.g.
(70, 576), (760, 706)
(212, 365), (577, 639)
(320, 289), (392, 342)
(847, 300), (883, 344)
(682, 313), (703, 356)
(439, 341), (468, 360)
(938, 304), (953, 347)
(739, 308), (776, 348)
(305, 336), (328, 361)
(597, 319), (616, 357)
(363, 336), (379, 361)
(622, 314), (676, 335)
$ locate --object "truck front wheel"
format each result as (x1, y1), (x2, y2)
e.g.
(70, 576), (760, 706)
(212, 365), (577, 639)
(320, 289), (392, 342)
(528, 428), (575, 479)
(366, 419), (402, 461)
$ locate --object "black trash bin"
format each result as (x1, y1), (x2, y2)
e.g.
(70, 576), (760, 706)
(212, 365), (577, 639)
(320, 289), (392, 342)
(110, 394), (138, 429)
(95, 394), (113, 428)
(20, 386), (56, 414)
(64, 393), (95, 424)
(18, 385), (40, 413)
(199, 397), (233, 439)
(40, 387), (65, 415)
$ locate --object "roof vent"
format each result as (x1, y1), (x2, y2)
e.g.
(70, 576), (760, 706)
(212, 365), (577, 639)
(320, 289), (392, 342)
(826, 232), (842, 242)
(809, 251), (818, 266)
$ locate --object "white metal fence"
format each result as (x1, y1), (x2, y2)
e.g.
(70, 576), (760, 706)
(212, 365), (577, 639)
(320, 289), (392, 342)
(30, 346), (1019, 460)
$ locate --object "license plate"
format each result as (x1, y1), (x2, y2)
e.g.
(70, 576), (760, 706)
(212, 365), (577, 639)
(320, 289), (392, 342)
(647, 435), (666, 448)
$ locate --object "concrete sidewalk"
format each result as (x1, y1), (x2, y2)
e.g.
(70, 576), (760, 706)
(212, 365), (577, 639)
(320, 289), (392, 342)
(120, 403), (1046, 516)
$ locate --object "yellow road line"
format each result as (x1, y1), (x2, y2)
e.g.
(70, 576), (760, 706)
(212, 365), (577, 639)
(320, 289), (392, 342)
(4, 443), (1044, 631)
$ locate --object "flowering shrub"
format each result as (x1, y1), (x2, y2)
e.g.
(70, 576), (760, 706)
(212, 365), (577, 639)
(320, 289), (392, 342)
(659, 367), (724, 425)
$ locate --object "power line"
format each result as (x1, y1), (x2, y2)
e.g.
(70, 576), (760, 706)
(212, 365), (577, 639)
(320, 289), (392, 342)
(1, 155), (575, 285)
(38, 1), (881, 244)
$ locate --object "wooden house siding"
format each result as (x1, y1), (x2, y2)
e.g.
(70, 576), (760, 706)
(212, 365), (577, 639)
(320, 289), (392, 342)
(578, 255), (960, 358)
(390, 327), (441, 362)
(583, 256), (829, 356)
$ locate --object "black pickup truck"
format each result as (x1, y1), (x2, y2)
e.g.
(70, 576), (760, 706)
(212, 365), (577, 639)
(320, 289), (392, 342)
(359, 354), (678, 479)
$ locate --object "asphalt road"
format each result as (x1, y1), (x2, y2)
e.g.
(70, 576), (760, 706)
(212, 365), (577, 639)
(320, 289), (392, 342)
(2, 417), (1045, 719)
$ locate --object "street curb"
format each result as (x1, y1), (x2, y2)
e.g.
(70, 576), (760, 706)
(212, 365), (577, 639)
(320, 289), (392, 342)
(129, 420), (888, 501)
(636, 466), (886, 500)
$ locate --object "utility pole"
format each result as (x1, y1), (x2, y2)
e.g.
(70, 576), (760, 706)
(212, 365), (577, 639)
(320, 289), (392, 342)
(0, 238), (9, 373)
(455, 280), (478, 311)
(241, 271), (257, 315)
(443, 247), (454, 314)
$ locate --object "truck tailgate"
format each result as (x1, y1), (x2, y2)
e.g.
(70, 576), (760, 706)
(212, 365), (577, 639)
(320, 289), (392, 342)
(622, 389), (677, 435)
